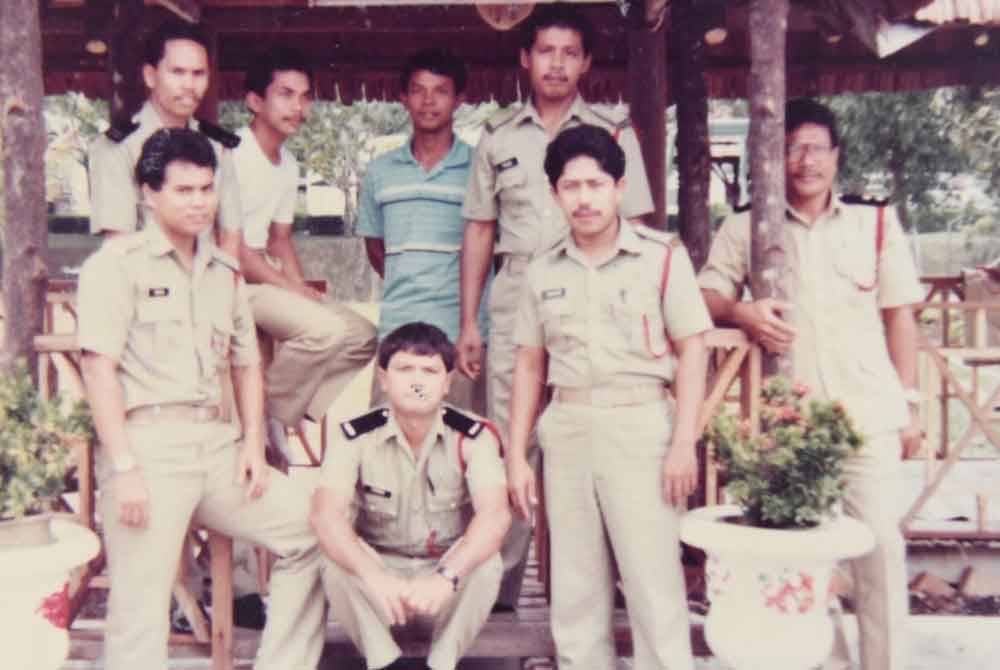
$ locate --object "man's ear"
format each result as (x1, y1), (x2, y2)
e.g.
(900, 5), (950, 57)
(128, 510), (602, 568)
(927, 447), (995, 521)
(245, 91), (263, 116)
(142, 64), (157, 92)
(376, 365), (388, 393)
(519, 48), (531, 70)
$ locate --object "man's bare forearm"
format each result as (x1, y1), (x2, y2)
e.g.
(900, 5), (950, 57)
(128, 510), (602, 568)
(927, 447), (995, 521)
(701, 288), (739, 325)
(436, 487), (510, 579)
(883, 304), (918, 390)
(459, 220), (496, 328)
(266, 223), (306, 283)
(232, 363), (265, 454)
(81, 352), (132, 461)
(310, 488), (385, 580)
(364, 237), (386, 278)
(507, 346), (546, 460)
(670, 333), (708, 447)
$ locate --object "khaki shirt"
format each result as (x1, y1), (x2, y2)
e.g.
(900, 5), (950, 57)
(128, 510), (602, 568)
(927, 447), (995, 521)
(515, 221), (712, 387)
(462, 95), (654, 257)
(697, 196), (923, 435)
(321, 407), (506, 559)
(87, 102), (242, 235)
(77, 224), (259, 411)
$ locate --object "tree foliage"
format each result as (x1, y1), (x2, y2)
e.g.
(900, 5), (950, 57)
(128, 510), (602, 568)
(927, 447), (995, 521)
(826, 90), (970, 232)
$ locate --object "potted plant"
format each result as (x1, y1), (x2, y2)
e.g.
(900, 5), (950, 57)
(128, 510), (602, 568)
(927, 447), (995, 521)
(0, 360), (100, 670)
(680, 377), (876, 670)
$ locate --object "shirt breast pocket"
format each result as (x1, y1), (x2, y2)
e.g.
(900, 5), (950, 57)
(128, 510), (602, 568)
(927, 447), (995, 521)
(540, 297), (581, 356)
(425, 482), (472, 550)
(135, 297), (186, 353)
(358, 480), (400, 545)
(610, 286), (669, 358)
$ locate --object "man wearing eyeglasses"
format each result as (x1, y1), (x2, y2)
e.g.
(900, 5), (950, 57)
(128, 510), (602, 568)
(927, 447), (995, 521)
(698, 98), (922, 670)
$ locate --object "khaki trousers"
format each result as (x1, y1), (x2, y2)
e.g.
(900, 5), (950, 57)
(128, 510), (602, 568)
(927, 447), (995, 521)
(486, 264), (535, 608)
(370, 358), (488, 415)
(99, 420), (325, 670)
(828, 431), (909, 670)
(248, 284), (377, 425)
(320, 552), (502, 670)
(539, 400), (694, 670)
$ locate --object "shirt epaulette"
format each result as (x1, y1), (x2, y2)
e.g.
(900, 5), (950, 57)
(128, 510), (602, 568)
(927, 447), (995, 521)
(633, 223), (677, 247)
(211, 247), (241, 273)
(590, 108), (630, 132)
(197, 120), (241, 149)
(340, 408), (389, 440)
(101, 232), (146, 255)
(484, 106), (520, 134)
(733, 201), (752, 213)
(105, 119), (140, 143)
(442, 406), (484, 438)
(840, 194), (888, 207)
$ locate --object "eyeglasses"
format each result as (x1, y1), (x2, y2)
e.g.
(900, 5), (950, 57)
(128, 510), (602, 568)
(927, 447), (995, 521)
(786, 143), (835, 161)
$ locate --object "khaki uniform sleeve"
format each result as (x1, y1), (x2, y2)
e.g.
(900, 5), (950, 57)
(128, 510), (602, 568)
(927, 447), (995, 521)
(88, 137), (139, 235)
(216, 148), (244, 232)
(462, 428), (507, 496)
(320, 436), (362, 497)
(618, 127), (654, 220)
(877, 207), (923, 309)
(697, 214), (750, 299)
(229, 276), (261, 367)
(77, 249), (133, 360)
(664, 245), (714, 340)
(461, 132), (498, 222)
(514, 265), (544, 347)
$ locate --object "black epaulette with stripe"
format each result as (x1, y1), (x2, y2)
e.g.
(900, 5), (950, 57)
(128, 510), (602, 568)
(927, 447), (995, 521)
(340, 408), (389, 440)
(733, 201), (752, 213)
(840, 194), (888, 207)
(442, 407), (484, 438)
(105, 119), (140, 143)
(197, 119), (241, 149)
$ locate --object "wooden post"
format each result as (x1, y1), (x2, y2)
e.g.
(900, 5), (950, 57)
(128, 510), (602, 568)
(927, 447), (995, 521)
(0, 0), (48, 373)
(673, 0), (712, 270)
(627, 10), (667, 229)
(747, 0), (792, 377)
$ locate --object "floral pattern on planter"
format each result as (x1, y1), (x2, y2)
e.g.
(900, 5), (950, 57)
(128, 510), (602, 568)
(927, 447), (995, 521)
(705, 555), (732, 601)
(759, 568), (817, 614)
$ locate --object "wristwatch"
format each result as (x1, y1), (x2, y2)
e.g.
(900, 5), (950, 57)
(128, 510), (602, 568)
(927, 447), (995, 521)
(902, 388), (921, 406)
(435, 564), (460, 592)
(112, 452), (138, 474)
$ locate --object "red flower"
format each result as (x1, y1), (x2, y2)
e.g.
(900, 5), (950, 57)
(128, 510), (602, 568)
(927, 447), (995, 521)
(793, 383), (810, 397)
(37, 583), (70, 629)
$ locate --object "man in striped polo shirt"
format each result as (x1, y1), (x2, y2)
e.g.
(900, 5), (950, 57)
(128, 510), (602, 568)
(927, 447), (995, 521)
(359, 48), (488, 413)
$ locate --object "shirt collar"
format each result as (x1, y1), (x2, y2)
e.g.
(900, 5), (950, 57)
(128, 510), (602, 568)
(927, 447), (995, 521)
(393, 135), (470, 171)
(141, 223), (218, 273)
(555, 218), (637, 263)
(136, 100), (198, 132)
(384, 408), (448, 454)
(519, 94), (587, 130)
(785, 188), (845, 227)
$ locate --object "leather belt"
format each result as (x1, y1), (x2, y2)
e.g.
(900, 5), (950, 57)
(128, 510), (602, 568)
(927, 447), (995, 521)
(551, 384), (669, 407)
(126, 403), (222, 424)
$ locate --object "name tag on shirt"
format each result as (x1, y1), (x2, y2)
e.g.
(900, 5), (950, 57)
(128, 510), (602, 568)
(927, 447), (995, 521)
(148, 287), (170, 298)
(542, 288), (566, 301)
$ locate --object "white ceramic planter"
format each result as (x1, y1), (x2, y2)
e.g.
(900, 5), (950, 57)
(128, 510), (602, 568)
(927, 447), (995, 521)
(0, 518), (100, 670)
(680, 505), (875, 670)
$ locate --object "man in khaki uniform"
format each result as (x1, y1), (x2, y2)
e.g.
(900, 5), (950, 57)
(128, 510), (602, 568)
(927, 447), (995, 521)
(508, 125), (710, 670)
(310, 322), (511, 670)
(233, 47), (376, 458)
(88, 20), (243, 259)
(698, 98), (922, 670)
(78, 129), (325, 670)
(458, 4), (654, 609)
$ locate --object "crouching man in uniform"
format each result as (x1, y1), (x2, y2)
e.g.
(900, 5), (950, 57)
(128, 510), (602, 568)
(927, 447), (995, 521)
(507, 125), (711, 669)
(310, 322), (511, 670)
(78, 128), (325, 670)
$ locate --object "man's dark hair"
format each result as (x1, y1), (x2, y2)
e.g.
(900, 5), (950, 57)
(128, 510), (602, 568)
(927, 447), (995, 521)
(785, 98), (840, 147)
(136, 128), (217, 191)
(544, 124), (625, 187)
(143, 20), (211, 67)
(245, 47), (313, 98)
(377, 322), (456, 372)
(400, 48), (467, 95)
(520, 4), (594, 55)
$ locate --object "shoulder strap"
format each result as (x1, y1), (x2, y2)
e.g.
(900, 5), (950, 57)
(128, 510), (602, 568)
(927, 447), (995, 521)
(340, 408), (389, 440)
(642, 241), (676, 359)
(197, 119), (241, 149)
(455, 419), (503, 473)
(855, 206), (886, 293)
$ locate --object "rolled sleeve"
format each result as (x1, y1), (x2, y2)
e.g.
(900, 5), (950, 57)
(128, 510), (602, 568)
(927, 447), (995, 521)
(664, 246), (714, 340)
(514, 267), (544, 347)
(87, 138), (139, 235)
(460, 133), (498, 222)
(877, 207), (923, 308)
(320, 437), (362, 497)
(697, 215), (749, 299)
(356, 169), (383, 239)
(229, 277), (261, 367)
(77, 250), (132, 360)
(216, 149), (244, 232)
(462, 429), (507, 496)
(619, 127), (654, 220)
